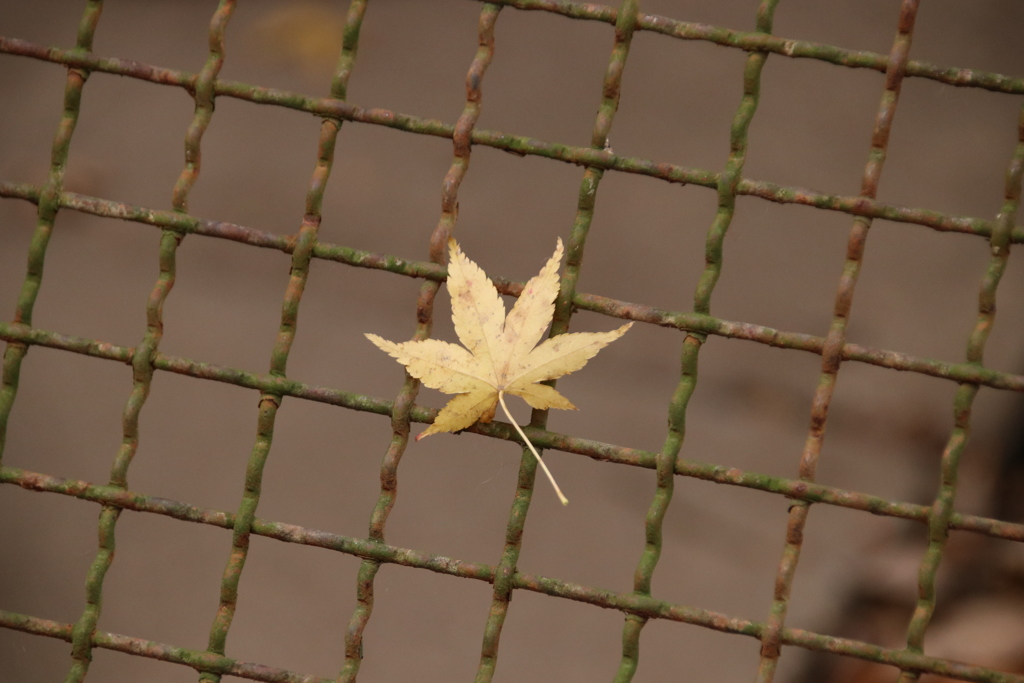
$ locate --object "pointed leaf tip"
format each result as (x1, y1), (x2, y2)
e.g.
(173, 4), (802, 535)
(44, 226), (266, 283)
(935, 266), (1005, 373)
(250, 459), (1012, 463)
(364, 239), (631, 506)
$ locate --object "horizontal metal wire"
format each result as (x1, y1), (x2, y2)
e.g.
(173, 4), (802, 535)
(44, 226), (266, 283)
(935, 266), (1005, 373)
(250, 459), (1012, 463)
(1, 38), (1021, 244)
(480, 0), (1024, 95)
(2, 468), (1023, 683)
(2, 324), (1022, 544)
(2, 183), (1022, 393)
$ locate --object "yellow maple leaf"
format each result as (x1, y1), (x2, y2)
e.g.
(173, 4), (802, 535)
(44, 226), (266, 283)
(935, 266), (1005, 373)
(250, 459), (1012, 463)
(367, 238), (631, 505)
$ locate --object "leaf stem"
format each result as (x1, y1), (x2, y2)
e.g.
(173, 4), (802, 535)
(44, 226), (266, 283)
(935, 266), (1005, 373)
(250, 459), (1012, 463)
(498, 390), (568, 506)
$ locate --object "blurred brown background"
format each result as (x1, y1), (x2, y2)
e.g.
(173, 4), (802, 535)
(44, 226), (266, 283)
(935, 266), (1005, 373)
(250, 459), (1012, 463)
(2, 1), (1024, 681)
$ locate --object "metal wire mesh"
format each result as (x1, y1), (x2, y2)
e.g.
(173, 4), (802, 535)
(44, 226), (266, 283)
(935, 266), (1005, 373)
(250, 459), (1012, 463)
(1, 1), (1023, 681)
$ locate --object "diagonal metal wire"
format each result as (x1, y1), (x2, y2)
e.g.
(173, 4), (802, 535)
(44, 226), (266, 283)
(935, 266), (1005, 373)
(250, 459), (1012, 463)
(339, 5), (501, 680)
(197, 4), (366, 681)
(4, 41), (1023, 243)
(0, 0), (105, 671)
(476, 2), (638, 680)
(894, 101), (1024, 683)
(65, 2), (236, 681)
(616, 0), (777, 679)
(756, 2), (920, 681)
(0, 1), (102, 470)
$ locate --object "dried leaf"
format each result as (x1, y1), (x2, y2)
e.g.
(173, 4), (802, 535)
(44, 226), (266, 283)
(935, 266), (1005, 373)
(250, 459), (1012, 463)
(367, 238), (632, 504)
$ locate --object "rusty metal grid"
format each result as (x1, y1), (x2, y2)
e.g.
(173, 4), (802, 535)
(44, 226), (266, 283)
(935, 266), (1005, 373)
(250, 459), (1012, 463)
(1, 0), (1023, 681)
